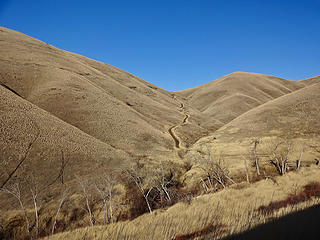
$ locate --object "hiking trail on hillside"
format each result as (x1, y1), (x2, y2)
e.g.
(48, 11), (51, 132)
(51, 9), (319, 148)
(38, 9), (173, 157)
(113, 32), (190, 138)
(168, 95), (190, 149)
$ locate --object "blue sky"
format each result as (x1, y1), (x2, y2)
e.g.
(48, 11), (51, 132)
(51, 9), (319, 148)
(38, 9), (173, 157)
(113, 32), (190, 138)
(0, 0), (319, 90)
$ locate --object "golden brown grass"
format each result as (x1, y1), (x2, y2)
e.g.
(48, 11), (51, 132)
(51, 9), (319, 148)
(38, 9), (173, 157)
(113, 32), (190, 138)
(177, 72), (303, 130)
(43, 166), (320, 240)
(1, 27), (320, 240)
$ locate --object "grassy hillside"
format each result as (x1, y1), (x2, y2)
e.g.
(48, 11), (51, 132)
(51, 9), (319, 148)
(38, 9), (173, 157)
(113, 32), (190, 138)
(299, 75), (320, 86)
(0, 27), (319, 240)
(0, 85), (130, 207)
(0, 27), (210, 157)
(177, 72), (303, 130)
(184, 82), (320, 176)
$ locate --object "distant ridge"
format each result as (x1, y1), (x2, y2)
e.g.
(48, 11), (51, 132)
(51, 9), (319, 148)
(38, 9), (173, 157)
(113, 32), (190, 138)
(177, 71), (304, 130)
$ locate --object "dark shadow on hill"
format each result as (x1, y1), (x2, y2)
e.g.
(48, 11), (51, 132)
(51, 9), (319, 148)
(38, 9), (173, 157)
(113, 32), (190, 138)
(0, 83), (22, 97)
(222, 204), (320, 240)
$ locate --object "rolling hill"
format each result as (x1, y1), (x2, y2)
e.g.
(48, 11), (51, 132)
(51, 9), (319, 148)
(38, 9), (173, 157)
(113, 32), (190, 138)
(299, 75), (320, 86)
(1, 26), (319, 190)
(0, 27), (319, 240)
(184, 80), (320, 176)
(176, 72), (304, 130)
(0, 27), (183, 156)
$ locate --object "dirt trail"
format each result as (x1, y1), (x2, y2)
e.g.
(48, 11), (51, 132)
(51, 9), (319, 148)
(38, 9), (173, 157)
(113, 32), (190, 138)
(182, 114), (189, 124)
(168, 95), (190, 149)
(168, 126), (181, 148)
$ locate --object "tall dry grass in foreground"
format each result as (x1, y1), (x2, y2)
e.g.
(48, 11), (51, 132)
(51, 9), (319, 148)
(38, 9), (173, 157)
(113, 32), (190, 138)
(44, 166), (320, 240)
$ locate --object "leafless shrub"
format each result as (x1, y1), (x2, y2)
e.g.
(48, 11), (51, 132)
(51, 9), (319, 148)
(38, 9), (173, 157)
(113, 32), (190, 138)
(195, 145), (236, 191)
(242, 155), (250, 183)
(75, 175), (95, 226)
(122, 160), (154, 213)
(95, 172), (118, 225)
(296, 145), (305, 170)
(29, 177), (40, 238)
(153, 161), (175, 204)
(250, 139), (261, 176)
(267, 141), (293, 175)
(52, 189), (68, 235)
(1, 182), (31, 236)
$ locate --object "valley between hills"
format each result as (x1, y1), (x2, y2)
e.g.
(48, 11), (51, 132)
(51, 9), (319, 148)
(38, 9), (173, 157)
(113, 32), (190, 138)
(0, 27), (320, 240)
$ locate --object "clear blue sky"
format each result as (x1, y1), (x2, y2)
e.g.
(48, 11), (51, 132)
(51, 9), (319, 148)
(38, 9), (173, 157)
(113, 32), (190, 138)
(1, 0), (319, 90)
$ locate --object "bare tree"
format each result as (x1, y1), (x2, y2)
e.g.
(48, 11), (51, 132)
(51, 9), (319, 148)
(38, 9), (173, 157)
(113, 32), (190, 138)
(296, 146), (305, 170)
(1, 183), (30, 236)
(95, 173), (117, 224)
(200, 178), (209, 193)
(30, 184), (39, 237)
(208, 158), (236, 188)
(268, 141), (292, 175)
(196, 145), (236, 190)
(52, 189), (68, 235)
(95, 183), (109, 225)
(22, 173), (42, 238)
(46, 150), (69, 188)
(122, 161), (154, 213)
(251, 139), (260, 176)
(76, 176), (95, 226)
(154, 161), (174, 204)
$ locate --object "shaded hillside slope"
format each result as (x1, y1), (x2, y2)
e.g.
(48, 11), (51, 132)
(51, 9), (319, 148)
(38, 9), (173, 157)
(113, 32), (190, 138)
(177, 72), (303, 130)
(0, 85), (129, 208)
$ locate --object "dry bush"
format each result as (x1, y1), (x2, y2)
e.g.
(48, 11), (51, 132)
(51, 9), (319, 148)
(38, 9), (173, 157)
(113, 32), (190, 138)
(190, 145), (236, 193)
(169, 186), (200, 206)
(263, 139), (307, 176)
(120, 159), (190, 217)
(121, 159), (155, 213)
(0, 171), (124, 239)
(119, 181), (150, 220)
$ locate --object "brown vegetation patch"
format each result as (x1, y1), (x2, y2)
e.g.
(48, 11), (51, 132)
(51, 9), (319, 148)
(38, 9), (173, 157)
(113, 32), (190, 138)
(258, 182), (320, 215)
(174, 223), (226, 240)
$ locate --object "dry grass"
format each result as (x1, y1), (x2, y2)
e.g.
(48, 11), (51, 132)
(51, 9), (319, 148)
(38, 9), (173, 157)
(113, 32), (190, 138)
(42, 166), (320, 240)
(1, 27), (320, 240)
(258, 181), (320, 215)
(177, 72), (303, 130)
